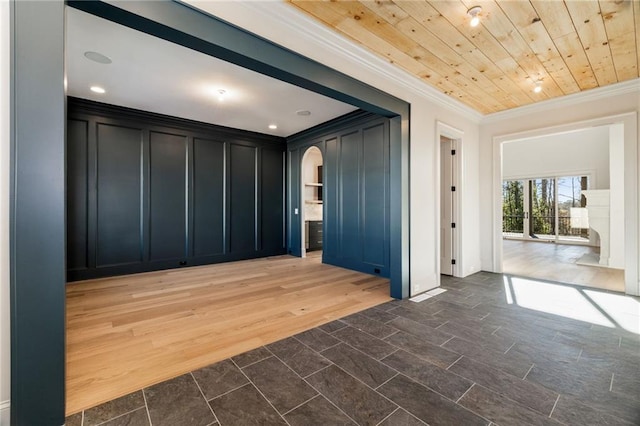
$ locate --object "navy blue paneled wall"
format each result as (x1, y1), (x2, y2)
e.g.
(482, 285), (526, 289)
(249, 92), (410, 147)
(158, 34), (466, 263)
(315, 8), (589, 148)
(67, 98), (286, 281)
(287, 112), (390, 277)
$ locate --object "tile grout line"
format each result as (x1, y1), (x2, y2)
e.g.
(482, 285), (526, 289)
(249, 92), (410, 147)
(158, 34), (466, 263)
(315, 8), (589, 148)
(380, 347), (400, 361)
(234, 347), (274, 369)
(503, 341), (516, 355)
(374, 372), (399, 391)
(318, 340), (343, 353)
(295, 365), (363, 426)
(141, 388), (153, 426)
(374, 407), (400, 426)
(190, 372), (219, 425)
(208, 381), (253, 401)
(522, 363), (535, 380)
(609, 373), (615, 392)
(434, 320), (450, 330)
(440, 336), (455, 347)
(230, 358), (293, 426)
(280, 393), (320, 417)
(302, 363), (333, 380)
(446, 355), (463, 370)
(455, 382), (475, 404)
(548, 394), (560, 418)
(292, 333), (338, 354)
(93, 407), (148, 426)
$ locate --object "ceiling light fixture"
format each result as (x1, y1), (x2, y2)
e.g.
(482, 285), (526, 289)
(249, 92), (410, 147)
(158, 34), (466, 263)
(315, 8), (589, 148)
(533, 80), (543, 93)
(268, 124), (278, 130)
(217, 89), (227, 101)
(90, 86), (106, 94)
(84, 51), (112, 64)
(296, 110), (311, 116)
(467, 6), (482, 27)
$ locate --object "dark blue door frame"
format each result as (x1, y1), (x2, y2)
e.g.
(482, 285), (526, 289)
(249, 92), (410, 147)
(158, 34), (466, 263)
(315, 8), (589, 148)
(10, 1), (410, 423)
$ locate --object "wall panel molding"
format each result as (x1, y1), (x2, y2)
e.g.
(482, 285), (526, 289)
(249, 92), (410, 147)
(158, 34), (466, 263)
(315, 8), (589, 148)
(288, 113), (390, 277)
(67, 98), (286, 281)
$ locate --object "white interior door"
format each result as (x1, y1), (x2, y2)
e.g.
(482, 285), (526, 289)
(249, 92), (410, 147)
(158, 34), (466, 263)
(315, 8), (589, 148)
(441, 137), (455, 275)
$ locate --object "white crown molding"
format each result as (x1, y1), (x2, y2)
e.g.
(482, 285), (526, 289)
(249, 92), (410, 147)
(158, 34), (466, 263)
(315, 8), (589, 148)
(186, 0), (483, 123)
(482, 78), (640, 124)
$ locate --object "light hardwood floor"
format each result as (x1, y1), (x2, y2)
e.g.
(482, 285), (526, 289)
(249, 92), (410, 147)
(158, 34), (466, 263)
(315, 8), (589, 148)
(502, 239), (625, 292)
(66, 253), (391, 415)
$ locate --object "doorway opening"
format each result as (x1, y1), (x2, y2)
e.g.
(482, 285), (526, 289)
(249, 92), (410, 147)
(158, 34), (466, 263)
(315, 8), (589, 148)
(437, 122), (464, 278)
(440, 136), (456, 276)
(497, 124), (628, 293)
(301, 146), (323, 257)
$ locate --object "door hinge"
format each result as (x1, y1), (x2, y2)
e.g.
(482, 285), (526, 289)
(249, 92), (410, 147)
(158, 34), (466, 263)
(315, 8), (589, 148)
(451, 186), (456, 192)
(451, 149), (456, 155)
(451, 259), (456, 265)
(451, 222), (456, 228)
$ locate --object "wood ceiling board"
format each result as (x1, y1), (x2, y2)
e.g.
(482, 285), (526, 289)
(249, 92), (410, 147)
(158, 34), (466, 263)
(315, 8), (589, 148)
(530, 1), (600, 90)
(427, 0), (542, 103)
(372, 0), (503, 79)
(294, 0), (506, 112)
(529, 0), (575, 40)
(461, 0), (565, 98)
(393, 17), (519, 109)
(361, 0), (410, 25)
(553, 33), (600, 90)
(287, 1), (639, 114)
(496, 0), (580, 95)
(389, 1), (529, 105)
(600, 0), (639, 81)
(565, 0), (618, 85)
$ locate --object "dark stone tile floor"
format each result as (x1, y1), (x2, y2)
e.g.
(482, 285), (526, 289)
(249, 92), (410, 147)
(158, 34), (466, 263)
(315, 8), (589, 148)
(66, 272), (640, 425)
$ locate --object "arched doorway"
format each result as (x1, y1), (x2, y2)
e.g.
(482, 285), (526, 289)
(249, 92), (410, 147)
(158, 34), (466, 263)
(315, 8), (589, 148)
(300, 146), (323, 257)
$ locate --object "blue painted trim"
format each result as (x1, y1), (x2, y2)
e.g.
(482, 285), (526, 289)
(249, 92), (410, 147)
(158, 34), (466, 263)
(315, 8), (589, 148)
(67, 1), (409, 118)
(11, 1), (412, 420)
(66, 0), (410, 299)
(10, 1), (66, 424)
(288, 114), (391, 279)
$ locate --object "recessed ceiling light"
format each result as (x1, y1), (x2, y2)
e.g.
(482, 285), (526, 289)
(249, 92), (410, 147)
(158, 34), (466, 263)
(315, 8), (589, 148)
(296, 110), (312, 116)
(217, 89), (227, 101)
(533, 80), (543, 93)
(84, 51), (112, 64)
(90, 86), (106, 94)
(467, 6), (482, 27)
(268, 124), (278, 130)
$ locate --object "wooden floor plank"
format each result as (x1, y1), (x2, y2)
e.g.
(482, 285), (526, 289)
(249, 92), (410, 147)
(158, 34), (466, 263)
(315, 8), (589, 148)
(502, 239), (624, 292)
(65, 252), (391, 415)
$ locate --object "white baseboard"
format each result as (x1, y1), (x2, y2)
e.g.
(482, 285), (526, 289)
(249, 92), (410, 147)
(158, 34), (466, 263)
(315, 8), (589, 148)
(0, 400), (10, 426)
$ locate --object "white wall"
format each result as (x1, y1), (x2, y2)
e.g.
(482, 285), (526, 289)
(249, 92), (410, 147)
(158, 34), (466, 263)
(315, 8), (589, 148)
(609, 124), (625, 269)
(480, 85), (639, 295)
(1, 0), (11, 422)
(502, 126), (611, 188)
(187, 1), (484, 294)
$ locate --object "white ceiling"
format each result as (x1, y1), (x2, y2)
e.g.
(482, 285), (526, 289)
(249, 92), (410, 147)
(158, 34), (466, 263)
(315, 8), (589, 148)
(65, 7), (357, 138)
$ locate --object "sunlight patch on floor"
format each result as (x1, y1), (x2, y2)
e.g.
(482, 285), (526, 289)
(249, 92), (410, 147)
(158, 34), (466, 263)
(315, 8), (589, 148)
(504, 275), (639, 334)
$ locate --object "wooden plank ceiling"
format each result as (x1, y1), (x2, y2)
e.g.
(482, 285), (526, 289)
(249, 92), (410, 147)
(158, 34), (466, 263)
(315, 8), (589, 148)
(288, 0), (640, 114)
